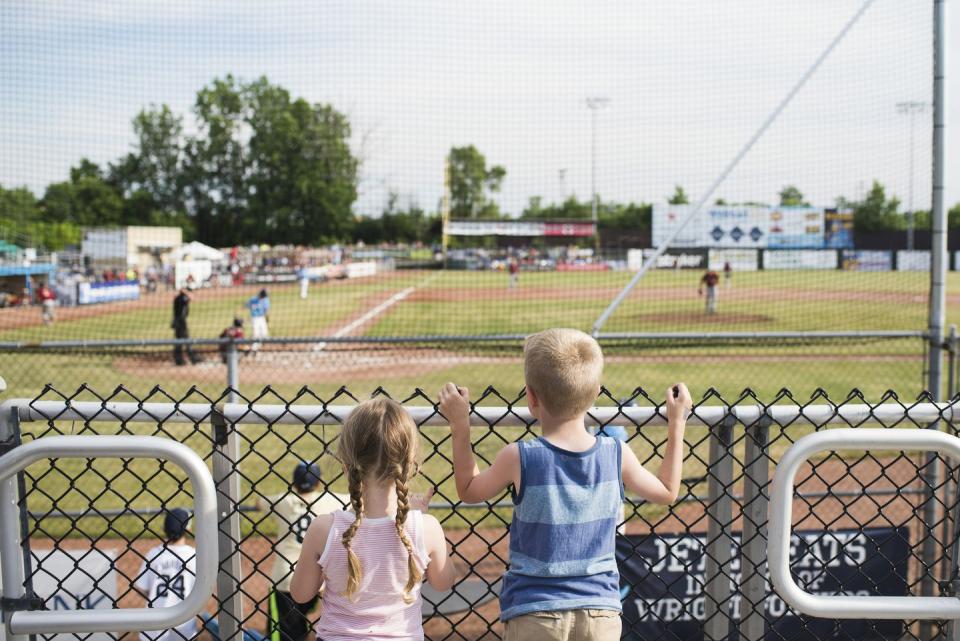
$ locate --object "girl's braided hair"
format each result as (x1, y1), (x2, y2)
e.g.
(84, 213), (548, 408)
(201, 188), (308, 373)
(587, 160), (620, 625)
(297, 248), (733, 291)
(337, 397), (423, 602)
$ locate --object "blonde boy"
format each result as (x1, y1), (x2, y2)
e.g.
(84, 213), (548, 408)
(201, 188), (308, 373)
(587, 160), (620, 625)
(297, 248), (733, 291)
(440, 328), (691, 641)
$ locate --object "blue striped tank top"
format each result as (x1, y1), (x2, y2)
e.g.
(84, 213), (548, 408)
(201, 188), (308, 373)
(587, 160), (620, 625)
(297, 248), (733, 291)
(499, 435), (624, 621)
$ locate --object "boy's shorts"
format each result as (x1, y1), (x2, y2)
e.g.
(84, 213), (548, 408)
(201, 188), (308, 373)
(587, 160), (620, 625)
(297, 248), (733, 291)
(504, 608), (621, 641)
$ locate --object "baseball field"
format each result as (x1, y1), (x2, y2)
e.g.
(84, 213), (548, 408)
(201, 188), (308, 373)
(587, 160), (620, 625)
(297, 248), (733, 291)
(1, 268), (953, 401)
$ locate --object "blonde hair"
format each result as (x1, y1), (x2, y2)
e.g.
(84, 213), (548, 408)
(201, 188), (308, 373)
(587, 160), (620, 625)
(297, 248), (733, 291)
(524, 328), (604, 418)
(337, 396), (423, 603)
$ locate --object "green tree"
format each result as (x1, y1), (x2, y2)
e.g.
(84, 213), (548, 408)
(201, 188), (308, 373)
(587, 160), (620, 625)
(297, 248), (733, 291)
(844, 181), (903, 233)
(42, 160), (123, 226)
(0, 184), (82, 250)
(778, 185), (808, 207)
(668, 185), (689, 205)
(447, 145), (506, 218)
(109, 104), (188, 228)
(245, 78), (357, 244)
(948, 203), (960, 231)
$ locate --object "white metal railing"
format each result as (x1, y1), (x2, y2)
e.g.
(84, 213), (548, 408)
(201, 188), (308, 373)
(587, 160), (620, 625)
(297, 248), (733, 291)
(768, 428), (960, 620)
(2, 399), (956, 429)
(0, 435), (217, 639)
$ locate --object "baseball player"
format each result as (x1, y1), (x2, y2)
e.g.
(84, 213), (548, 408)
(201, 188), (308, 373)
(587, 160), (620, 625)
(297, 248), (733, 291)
(135, 509), (197, 641)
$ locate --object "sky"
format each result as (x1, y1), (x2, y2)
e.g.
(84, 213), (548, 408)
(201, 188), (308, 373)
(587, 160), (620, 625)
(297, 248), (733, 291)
(0, 0), (957, 218)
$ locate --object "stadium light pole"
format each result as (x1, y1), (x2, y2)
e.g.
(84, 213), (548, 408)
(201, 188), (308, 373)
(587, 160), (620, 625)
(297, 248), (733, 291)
(896, 101), (927, 251)
(586, 97), (609, 253)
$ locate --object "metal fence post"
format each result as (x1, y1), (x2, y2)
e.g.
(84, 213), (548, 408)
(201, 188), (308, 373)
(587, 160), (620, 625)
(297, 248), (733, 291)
(211, 409), (244, 641)
(225, 341), (239, 404)
(739, 413), (772, 641)
(703, 413), (736, 641)
(0, 407), (28, 641)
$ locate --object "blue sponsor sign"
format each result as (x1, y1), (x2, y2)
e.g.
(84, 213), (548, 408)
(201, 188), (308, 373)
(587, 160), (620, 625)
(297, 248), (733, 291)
(78, 280), (140, 305)
(617, 527), (909, 641)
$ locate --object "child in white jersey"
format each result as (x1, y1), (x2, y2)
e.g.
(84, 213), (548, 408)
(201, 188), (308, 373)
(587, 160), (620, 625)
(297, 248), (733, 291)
(290, 397), (457, 641)
(135, 508), (198, 641)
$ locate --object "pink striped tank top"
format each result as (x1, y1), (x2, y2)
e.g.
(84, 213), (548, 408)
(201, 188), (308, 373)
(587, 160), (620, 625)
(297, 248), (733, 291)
(317, 510), (430, 641)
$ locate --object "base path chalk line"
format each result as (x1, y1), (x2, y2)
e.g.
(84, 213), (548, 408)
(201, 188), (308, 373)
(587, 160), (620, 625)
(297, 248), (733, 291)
(313, 273), (439, 351)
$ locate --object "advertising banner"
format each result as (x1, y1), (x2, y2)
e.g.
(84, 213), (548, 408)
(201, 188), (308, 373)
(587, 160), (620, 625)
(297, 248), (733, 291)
(618, 527), (909, 641)
(642, 248), (708, 270)
(78, 280), (140, 305)
(26, 548), (118, 641)
(896, 250), (931, 272)
(447, 220), (595, 237)
(708, 249), (759, 272)
(824, 208), (854, 249)
(544, 222), (597, 237)
(842, 250), (893, 272)
(767, 207), (824, 248)
(763, 250), (837, 270)
(652, 205), (768, 248)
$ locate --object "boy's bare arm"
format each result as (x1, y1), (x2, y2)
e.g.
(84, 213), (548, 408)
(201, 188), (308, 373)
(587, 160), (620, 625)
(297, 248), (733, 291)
(440, 383), (520, 504)
(622, 383), (691, 505)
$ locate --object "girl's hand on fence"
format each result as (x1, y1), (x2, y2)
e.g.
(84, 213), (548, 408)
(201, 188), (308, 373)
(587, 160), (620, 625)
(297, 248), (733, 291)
(666, 383), (692, 425)
(439, 382), (471, 429)
(409, 487), (435, 513)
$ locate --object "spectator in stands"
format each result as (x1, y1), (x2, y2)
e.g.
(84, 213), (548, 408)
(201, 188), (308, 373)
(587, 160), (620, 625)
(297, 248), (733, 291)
(171, 288), (201, 366)
(37, 282), (56, 326)
(135, 508), (198, 641)
(218, 317), (245, 364)
(699, 269), (720, 314)
(246, 289), (271, 353)
(259, 462), (348, 641)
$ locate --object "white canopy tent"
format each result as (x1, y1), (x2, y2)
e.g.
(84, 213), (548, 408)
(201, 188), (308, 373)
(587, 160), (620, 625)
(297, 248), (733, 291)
(168, 241), (225, 263)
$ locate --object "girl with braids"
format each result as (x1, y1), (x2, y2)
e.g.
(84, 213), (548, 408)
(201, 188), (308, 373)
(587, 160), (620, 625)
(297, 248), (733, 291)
(291, 397), (457, 640)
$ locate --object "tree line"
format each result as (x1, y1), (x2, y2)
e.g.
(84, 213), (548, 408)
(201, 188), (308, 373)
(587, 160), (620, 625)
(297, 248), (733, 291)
(0, 77), (957, 251)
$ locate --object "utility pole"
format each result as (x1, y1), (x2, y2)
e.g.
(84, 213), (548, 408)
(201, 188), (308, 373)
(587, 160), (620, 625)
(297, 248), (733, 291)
(896, 101), (926, 251)
(586, 97), (609, 254)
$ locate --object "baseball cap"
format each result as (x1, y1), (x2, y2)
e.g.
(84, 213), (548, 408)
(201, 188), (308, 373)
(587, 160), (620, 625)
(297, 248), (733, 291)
(164, 508), (190, 540)
(293, 462), (321, 491)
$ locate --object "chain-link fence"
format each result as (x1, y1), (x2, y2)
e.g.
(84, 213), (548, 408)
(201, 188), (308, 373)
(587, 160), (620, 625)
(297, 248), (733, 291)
(2, 386), (959, 641)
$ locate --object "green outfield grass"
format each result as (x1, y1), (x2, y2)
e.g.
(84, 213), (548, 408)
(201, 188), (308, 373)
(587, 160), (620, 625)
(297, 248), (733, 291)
(1, 267), (952, 404)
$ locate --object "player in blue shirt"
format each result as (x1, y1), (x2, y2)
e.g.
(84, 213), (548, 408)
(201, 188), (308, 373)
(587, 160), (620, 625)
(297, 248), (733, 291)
(247, 289), (271, 352)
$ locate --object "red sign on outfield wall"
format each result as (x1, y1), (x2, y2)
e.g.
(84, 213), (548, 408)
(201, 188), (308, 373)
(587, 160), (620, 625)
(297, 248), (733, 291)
(544, 222), (596, 237)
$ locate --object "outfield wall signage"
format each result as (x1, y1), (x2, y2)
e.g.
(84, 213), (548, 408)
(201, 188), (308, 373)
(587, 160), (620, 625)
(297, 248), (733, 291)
(896, 250), (931, 272)
(708, 249), (759, 272)
(617, 527), (909, 641)
(77, 280), (141, 305)
(446, 220), (596, 237)
(641, 248), (708, 270)
(767, 207), (823, 249)
(763, 250), (838, 270)
(842, 250), (893, 272)
(652, 205), (850, 249)
(824, 209), (855, 249)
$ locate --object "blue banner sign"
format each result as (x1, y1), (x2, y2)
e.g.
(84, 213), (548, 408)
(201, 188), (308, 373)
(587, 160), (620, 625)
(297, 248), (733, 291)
(617, 527), (909, 641)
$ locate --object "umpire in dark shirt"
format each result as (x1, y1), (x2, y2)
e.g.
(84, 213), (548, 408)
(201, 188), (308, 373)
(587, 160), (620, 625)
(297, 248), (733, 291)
(172, 288), (201, 365)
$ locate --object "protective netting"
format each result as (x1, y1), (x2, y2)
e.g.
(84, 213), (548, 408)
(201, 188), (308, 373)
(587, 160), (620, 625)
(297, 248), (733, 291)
(0, 0), (949, 400)
(5, 386), (960, 641)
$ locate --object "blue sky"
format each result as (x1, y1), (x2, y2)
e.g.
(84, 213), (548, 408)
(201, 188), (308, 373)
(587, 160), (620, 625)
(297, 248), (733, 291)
(1, 0), (957, 217)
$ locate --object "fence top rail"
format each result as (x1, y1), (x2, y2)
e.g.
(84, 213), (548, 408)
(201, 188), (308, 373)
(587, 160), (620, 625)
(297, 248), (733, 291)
(0, 330), (929, 350)
(2, 400), (955, 430)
